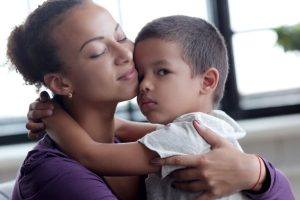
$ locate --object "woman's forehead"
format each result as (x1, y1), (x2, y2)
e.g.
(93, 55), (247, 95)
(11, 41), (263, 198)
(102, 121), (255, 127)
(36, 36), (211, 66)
(65, 2), (115, 27)
(52, 2), (117, 48)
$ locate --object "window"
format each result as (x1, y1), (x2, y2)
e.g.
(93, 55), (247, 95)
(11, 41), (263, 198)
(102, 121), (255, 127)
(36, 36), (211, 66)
(1, 0), (299, 145)
(209, 0), (300, 119)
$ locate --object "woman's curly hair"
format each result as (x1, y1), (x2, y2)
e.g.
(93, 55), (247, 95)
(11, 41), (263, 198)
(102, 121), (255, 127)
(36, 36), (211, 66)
(7, 0), (87, 89)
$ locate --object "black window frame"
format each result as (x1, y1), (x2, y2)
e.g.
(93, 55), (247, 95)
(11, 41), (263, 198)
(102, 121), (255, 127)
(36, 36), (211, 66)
(208, 0), (300, 120)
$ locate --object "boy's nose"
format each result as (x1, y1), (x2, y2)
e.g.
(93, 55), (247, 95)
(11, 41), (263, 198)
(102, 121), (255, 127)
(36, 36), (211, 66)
(139, 78), (153, 93)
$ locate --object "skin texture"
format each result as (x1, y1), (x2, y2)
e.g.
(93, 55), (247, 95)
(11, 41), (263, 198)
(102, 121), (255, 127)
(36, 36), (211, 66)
(24, 2), (274, 199)
(41, 2), (141, 199)
(135, 38), (217, 124)
(39, 36), (221, 176)
(40, 23), (267, 199)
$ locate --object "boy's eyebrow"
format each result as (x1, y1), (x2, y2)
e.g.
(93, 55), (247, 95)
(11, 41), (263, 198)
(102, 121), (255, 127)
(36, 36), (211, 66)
(152, 60), (168, 66)
(79, 23), (120, 52)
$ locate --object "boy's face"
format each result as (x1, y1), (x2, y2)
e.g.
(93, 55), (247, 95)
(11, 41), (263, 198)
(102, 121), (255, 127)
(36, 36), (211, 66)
(134, 38), (203, 124)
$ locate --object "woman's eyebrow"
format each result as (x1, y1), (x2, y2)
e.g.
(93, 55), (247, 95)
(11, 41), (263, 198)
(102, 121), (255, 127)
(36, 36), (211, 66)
(79, 24), (120, 52)
(79, 36), (104, 52)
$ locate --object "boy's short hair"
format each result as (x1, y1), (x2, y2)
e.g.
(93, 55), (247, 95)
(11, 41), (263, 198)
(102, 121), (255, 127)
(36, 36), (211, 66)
(135, 15), (228, 106)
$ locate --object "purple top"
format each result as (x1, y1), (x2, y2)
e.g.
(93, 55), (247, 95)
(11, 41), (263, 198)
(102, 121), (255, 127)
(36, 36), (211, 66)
(11, 135), (118, 200)
(11, 135), (294, 200)
(244, 158), (295, 199)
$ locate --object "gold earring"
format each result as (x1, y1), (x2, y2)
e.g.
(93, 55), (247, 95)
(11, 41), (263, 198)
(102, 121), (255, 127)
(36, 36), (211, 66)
(68, 92), (73, 99)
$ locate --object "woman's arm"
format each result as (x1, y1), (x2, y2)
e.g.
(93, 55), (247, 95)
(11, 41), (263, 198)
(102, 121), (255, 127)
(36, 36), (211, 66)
(244, 158), (295, 200)
(154, 121), (295, 200)
(43, 104), (160, 176)
(114, 118), (160, 142)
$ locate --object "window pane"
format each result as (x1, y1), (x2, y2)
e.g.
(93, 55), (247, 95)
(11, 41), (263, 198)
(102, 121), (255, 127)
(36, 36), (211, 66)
(228, 0), (300, 108)
(229, 0), (300, 32)
(232, 30), (300, 95)
(0, 0), (38, 120)
(119, 0), (208, 40)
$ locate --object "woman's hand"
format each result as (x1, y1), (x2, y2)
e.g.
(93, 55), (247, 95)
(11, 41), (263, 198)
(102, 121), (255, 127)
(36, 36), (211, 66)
(153, 120), (266, 200)
(26, 91), (54, 139)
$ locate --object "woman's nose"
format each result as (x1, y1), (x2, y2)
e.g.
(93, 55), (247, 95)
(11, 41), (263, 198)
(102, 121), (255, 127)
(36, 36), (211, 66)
(113, 41), (133, 65)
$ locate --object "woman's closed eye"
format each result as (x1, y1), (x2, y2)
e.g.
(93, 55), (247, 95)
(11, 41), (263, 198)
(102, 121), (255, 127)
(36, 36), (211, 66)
(89, 49), (106, 59)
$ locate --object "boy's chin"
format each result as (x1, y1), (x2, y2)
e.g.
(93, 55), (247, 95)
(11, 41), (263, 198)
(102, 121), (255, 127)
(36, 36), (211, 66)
(147, 116), (173, 125)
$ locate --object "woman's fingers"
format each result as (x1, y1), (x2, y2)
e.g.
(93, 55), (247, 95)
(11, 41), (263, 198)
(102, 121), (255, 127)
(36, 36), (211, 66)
(173, 180), (207, 193)
(171, 167), (205, 182)
(173, 179), (224, 200)
(193, 120), (238, 153)
(193, 120), (231, 149)
(196, 192), (218, 200)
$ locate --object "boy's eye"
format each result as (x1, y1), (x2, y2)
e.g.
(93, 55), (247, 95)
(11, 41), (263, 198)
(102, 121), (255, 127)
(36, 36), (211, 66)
(157, 69), (169, 76)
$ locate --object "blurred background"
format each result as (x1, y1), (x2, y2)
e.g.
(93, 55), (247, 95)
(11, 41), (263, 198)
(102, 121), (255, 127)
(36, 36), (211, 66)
(0, 0), (299, 198)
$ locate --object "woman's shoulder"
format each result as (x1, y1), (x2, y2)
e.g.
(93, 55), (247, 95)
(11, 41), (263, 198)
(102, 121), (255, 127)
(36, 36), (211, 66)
(14, 136), (118, 200)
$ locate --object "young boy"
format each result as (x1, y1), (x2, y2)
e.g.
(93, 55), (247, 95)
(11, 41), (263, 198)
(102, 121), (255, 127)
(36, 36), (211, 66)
(44, 15), (248, 200)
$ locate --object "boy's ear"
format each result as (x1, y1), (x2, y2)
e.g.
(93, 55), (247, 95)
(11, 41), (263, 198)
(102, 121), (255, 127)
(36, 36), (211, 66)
(44, 73), (73, 96)
(200, 67), (219, 94)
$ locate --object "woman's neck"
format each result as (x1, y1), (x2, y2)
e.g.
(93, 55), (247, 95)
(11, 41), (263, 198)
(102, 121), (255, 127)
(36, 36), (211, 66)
(64, 99), (117, 143)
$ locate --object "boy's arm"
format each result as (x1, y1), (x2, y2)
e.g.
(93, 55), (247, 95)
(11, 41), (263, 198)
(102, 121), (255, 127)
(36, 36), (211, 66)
(43, 105), (160, 176)
(114, 118), (160, 142)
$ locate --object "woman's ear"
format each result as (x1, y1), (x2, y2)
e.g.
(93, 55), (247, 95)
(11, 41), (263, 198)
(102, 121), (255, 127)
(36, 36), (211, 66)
(200, 67), (219, 94)
(44, 73), (72, 96)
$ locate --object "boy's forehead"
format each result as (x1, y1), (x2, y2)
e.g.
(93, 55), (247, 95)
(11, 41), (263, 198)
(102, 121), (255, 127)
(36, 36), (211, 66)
(134, 38), (182, 61)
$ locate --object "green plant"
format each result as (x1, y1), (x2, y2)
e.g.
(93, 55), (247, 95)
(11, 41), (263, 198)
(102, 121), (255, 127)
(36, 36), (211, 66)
(274, 23), (300, 52)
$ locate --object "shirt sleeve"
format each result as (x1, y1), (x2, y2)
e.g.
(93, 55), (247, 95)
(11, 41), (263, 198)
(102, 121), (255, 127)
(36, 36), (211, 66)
(243, 157), (295, 200)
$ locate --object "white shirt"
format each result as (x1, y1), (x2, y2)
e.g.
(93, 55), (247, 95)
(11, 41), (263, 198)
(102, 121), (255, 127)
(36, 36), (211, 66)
(138, 110), (248, 200)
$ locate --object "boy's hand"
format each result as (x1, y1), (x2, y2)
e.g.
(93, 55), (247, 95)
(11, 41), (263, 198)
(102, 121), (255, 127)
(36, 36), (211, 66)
(26, 91), (54, 139)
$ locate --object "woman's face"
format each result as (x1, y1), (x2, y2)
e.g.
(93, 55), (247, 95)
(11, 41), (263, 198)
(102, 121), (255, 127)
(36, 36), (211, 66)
(52, 2), (138, 105)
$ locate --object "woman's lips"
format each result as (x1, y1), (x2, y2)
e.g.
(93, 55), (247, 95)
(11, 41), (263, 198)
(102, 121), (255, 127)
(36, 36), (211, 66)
(118, 67), (137, 81)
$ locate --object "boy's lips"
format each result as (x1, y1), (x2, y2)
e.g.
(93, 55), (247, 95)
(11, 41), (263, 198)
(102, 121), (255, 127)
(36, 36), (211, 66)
(139, 97), (158, 111)
(118, 67), (137, 81)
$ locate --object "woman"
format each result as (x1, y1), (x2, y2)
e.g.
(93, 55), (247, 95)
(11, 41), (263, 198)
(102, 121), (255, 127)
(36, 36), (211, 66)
(9, 0), (293, 199)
